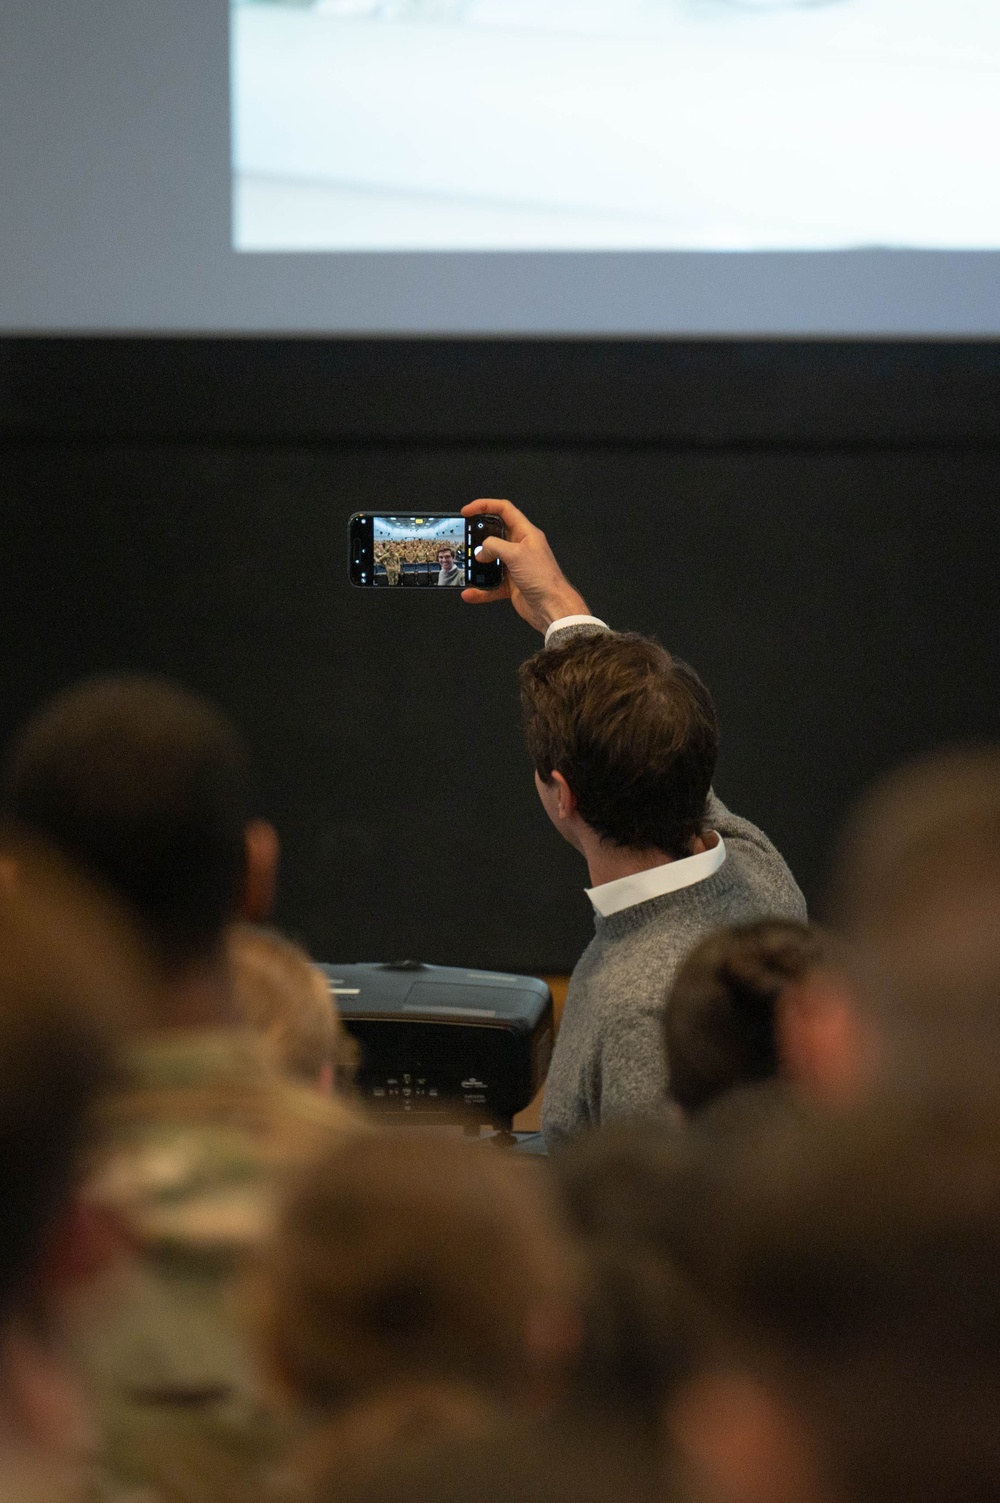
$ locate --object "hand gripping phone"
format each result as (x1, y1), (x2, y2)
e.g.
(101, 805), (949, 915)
(349, 512), (506, 590)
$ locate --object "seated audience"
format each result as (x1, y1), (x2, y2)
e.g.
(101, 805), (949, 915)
(255, 1132), (583, 1499)
(462, 497), (805, 1146)
(664, 919), (832, 1115)
(666, 1098), (1000, 1503)
(1, 676), (359, 1501)
(228, 922), (357, 1095)
(318, 1126), (702, 1503)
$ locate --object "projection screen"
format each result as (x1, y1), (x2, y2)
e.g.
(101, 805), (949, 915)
(2, 0), (1000, 333)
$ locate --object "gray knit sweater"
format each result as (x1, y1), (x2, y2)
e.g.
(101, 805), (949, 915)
(541, 791), (806, 1149)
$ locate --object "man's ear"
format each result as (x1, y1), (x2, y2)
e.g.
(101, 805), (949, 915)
(777, 967), (874, 1108)
(240, 819), (280, 923)
(549, 770), (578, 821)
(668, 1368), (827, 1503)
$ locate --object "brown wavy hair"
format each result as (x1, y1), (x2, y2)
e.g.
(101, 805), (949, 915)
(520, 632), (717, 858)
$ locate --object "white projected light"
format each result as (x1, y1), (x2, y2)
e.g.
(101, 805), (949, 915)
(232, 0), (1000, 253)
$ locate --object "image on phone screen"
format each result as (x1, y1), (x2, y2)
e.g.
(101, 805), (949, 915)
(349, 513), (504, 590)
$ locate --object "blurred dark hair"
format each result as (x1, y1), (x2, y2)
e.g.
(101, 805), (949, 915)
(3, 676), (254, 972)
(666, 920), (827, 1114)
(552, 1121), (708, 1439)
(520, 633), (717, 859)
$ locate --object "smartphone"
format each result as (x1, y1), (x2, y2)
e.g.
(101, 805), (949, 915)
(349, 512), (506, 590)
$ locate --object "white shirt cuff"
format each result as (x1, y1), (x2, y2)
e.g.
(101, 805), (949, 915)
(544, 615), (609, 647)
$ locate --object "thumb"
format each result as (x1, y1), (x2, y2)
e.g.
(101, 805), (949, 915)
(473, 535), (516, 565)
(462, 581), (512, 606)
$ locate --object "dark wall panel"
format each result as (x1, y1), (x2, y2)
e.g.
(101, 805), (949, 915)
(3, 338), (1000, 444)
(2, 416), (997, 971)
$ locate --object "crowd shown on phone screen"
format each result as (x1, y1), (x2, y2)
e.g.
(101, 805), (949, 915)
(373, 538), (467, 587)
(1, 497), (999, 1503)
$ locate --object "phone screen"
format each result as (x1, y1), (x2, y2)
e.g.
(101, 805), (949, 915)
(349, 513), (504, 589)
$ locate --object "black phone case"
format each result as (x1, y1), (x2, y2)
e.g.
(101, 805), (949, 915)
(349, 513), (505, 589)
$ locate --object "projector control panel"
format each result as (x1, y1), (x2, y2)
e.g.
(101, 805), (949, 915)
(321, 962), (553, 1127)
(370, 1072), (486, 1111)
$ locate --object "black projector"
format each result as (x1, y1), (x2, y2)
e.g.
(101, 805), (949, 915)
(320, 962), (553, 1132)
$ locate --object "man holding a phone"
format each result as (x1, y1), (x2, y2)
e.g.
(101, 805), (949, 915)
(437, 544), (465, 588)
(461, 498), (805, 1148)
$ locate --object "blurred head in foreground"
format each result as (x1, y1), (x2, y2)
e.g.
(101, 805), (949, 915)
(729, 746), (1000, 1110)
(228, 923), (357, 1094)
(2, 676), (279, 1004)
(0, 837), (146, 1489)
(825, 744), (1000, 1095)
(258, 1133), (583, 1493)
(0, 990), (110, 1495)
(551, 1119), (709, 1456)
(665, 920), (844, 1114)
(0, 961), (113, 1325)
(317, 1413), (668, 1503)
(668, 1099), (1000, 1503)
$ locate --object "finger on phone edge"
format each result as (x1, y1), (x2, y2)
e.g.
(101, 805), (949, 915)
(462, 498), (526, 529)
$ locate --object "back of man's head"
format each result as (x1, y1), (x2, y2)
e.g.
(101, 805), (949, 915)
(2, 676), (254, 973)
(519, 633), (717, 858)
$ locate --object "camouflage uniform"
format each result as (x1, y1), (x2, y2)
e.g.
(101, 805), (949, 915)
(74, 1030), (358, 1503)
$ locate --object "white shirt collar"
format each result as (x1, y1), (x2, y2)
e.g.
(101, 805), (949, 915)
(586, 833), (727, 918)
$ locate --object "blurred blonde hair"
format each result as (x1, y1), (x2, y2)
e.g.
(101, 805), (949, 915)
(228, 923), (356, 1090)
